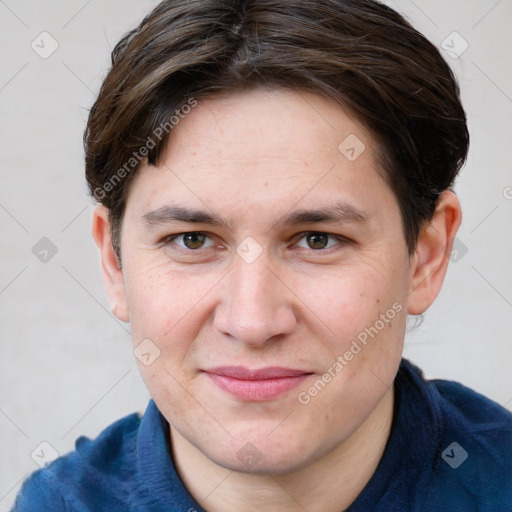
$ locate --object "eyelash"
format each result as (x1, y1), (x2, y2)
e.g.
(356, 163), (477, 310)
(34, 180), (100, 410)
(162, 231), (350, 253)
(163, 232), (216, 251)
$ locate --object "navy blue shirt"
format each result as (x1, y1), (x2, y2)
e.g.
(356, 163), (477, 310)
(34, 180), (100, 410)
(11, 359), (512, 511)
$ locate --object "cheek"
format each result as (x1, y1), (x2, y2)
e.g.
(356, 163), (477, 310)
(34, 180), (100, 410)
(292, 258), (409, 401)
(297, 261), (408, 344)
(125, 267), (214, 415)
(124, 264), (218, 358)
(297, 269), (407, 435)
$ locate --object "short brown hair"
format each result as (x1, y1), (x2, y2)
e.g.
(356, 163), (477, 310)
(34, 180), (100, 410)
(84, 0), (469, 259)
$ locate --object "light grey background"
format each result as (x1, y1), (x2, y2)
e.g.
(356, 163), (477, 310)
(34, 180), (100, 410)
(1, 0), (511, 509)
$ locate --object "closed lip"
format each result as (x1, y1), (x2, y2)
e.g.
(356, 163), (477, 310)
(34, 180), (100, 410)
(203, 366), (312, 380)
(202, 366), (313, 401)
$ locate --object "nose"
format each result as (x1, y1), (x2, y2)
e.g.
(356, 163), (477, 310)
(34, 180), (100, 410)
(213, 255), (297, 347)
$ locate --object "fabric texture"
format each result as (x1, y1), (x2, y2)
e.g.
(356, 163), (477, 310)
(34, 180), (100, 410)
(11, 359), (512, 511)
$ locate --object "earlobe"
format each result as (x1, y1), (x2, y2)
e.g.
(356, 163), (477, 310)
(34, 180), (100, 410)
(407, 191), (462, 315)
(91, 205), (130, 323)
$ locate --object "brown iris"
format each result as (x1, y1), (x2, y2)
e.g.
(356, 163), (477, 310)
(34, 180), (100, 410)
(306, 233), (329, 249)
(182, 232), (206, 249)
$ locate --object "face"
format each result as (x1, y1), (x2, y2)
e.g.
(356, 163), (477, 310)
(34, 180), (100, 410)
(116, 88), (414, 473)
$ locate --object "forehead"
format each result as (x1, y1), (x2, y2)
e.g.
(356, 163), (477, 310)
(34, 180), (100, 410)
(125, 87), (398, 228)
(166, 87), (375, 169)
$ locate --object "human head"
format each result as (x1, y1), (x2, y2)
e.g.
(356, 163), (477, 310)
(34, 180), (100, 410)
(85, 0), (469, 261)
(88, 0), (467, 478)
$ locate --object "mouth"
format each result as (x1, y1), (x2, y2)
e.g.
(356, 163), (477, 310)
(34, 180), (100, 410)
(202, 366), (313, 401)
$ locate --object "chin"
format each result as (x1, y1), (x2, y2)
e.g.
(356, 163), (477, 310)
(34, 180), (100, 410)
(197, 429), (327, 476)
(213, 448), (313, 475)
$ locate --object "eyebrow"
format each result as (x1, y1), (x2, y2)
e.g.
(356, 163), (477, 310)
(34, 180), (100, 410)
(142, 206), (228, 228)
(280, 203), (368, 226)
(141, 202), (368, 230)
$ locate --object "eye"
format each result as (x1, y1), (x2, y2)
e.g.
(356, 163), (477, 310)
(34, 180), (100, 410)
(295, 232), (343, 250)
(166, 232), (215, 250)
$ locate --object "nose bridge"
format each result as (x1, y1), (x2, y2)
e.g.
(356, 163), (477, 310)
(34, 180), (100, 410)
(235, 256), (274, 312)
(216, 253), (295, 345)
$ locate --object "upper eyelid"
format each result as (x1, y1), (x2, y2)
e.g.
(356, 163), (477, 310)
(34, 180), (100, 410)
(164, 230), (343, 239)
(164, 231), (209, 241)
(167, 231), (207, 237)
(293, 231), (350, 243)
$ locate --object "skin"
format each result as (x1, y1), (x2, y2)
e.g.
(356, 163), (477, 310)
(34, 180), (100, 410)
(92, 87), (461, 511)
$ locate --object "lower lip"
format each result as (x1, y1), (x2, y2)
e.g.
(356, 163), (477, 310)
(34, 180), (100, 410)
(205, 373), (310, 401)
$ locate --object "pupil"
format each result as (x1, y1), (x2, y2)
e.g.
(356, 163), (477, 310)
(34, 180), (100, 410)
(307, 233), (328, 249)
(184, 233), (205, 249)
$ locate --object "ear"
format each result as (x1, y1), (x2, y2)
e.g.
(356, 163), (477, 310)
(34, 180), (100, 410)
(91, 205), (130, 322)
(407, 190), (462, 315)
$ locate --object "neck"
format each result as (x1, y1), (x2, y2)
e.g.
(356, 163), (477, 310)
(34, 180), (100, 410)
(170, 387), (394, 512)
